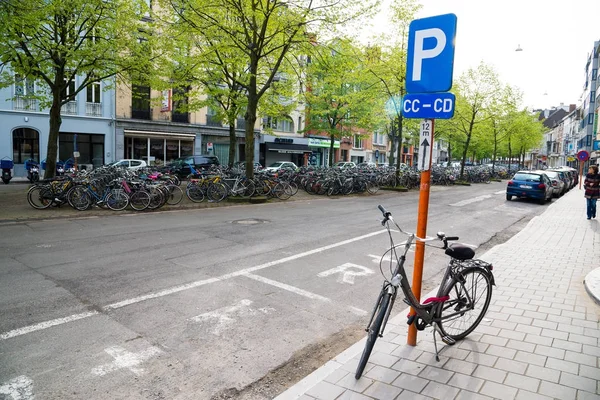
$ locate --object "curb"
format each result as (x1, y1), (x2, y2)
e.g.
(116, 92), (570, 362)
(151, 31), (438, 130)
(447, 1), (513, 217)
(584, 268), (600, 306)
(380, 186), (409, 192)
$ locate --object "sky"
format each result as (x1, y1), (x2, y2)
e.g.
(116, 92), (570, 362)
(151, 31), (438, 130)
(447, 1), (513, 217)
(359, 0), (600, 111)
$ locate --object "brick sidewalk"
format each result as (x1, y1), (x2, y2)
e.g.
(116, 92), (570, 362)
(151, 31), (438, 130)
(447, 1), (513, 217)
(275, 189), (600, 400)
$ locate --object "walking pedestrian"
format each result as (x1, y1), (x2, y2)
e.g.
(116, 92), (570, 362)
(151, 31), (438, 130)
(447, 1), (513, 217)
(584, 164), (600, 219)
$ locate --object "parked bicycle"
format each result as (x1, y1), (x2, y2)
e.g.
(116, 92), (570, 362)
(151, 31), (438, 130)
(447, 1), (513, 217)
(355, 205), (495, 379)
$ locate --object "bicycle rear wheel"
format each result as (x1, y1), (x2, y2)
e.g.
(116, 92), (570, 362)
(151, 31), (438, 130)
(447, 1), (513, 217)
(165, 184), (184, 205)
(355, 292), (391, 379)
(437, 268), (492, 340)
(129, 190), (151, 211)
(106, 190), (129, 211)
(27, 185), (53, 209)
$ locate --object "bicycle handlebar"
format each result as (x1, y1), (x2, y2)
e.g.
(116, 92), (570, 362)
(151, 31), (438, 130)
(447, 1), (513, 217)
(378, 204), (459, 248)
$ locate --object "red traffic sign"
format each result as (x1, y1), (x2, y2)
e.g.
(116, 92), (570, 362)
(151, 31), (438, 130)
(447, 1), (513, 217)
(577, 150), (589, 161)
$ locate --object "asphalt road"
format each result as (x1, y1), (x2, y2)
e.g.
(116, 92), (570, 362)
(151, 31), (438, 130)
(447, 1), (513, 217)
(0, 182), (550, 399)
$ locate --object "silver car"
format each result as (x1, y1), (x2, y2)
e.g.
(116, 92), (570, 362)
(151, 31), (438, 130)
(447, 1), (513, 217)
(539, 169), (565, 197)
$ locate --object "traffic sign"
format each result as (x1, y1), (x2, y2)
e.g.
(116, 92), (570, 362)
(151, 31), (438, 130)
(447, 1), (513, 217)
(418, 120), (433, 171)
(406, 13), (457, 93)
(577, 150), (589, 161)
(402, 92), (455, 119)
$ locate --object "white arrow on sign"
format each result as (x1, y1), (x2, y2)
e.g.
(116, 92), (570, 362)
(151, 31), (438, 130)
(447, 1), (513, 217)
(0, 376), (34, 400)
(317, 263), (374, 284)
(418, 119), (433, 171)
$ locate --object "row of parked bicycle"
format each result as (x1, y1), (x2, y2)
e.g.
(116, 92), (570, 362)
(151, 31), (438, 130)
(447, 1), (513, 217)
(25, 165), (302, 211)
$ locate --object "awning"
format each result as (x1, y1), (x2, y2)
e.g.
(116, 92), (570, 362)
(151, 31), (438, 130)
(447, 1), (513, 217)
(267, 143), (311, 154)
(124, 129), (196, 141)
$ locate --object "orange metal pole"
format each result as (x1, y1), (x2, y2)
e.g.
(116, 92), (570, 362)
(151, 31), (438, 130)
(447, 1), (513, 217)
(408, 119), (435, 346)
(579, 162), (583, 190)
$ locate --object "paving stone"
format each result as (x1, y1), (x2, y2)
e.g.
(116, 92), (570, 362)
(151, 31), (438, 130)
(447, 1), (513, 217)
(391, 359), (427, 376)
(498, 329), (526, 341)
(306, 381), (347, 400)
(485, 344), (516, 359)
(324, 368), (349, 384)
(454, 390), (493, 400)
(420, 381), (460, 399)
(394, 390), (433, 400)
(493, 357), (528, 374)
(545, 356), (579, 374)
(579, 364), (600, 380)
(418, 365), (454, 384)
(514, 350), (547, 367)
(515, 390), (553, 400)
(472, 365), (506, 383)
(540, 328), (569, 340)
(336, 374), (375, 393)
(479, 381), (518, 400)
(569, 333), (598, 346)
(369, 351), (402, 368)
(391, 372), (428, 393)
(524, 364), (561, 383)
(557, 323), (585, 335)
(362, 381), (403, 400)
(506, 340), (535, 353)
(504, 372), (540, 392)
(577, 391), (600, 400)
(336, 390), (373, 400)
(463, 351), (497, 367)
(538, 380), (578, 400)
(534, 344), (566, 359)
(524, 334), (554, 347)
(480, 334), (508, 346)
(447, 372), (484, 392)
(390, 346), (423, 361)
(553, 338), (583, 353)
(559, 372), (598, 393)
(515, 324), (542, 335)
(363, 365), (401, 384)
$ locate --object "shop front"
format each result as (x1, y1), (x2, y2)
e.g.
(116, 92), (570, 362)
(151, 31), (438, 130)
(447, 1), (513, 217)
(262, 136), (311, 167)
(123, 129), (196, 166)
(307, 137), (340, 167)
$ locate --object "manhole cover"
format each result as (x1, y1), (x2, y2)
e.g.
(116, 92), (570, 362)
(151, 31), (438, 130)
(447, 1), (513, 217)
(232, 218), (269, 225)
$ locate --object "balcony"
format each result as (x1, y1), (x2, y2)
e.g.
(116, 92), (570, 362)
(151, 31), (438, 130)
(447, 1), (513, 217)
(132, 108), (152, 120)
(206, 114), (222, 127)
(86, 102), (102, 117)
(61, 101), (78, 115)
(14, 96), (37, 111)
(172, 112), (189, 123)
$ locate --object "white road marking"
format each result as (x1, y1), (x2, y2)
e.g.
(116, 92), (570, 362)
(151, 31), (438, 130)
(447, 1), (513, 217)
(368, 254), (401, 264)
(348, 306), (368, 316)
(449, 194), (493, 207)
(91, 345), (162, 376)
(189, 299), (275, 335)
(1, 229), (387, 341)
(243, 274), (330, 302)
(0, 376), (34, 400)
(494, 190), (505, 195)
(317, 263), (374, 284)
(0, 311), (99, 341)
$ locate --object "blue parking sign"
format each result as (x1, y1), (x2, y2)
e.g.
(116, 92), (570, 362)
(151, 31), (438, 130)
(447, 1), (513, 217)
(406, 14), (457, 93)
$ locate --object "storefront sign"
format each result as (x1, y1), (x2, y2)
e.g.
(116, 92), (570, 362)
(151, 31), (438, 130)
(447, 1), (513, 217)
(308, 138), (340, 148)
(274, 138), (294, 144)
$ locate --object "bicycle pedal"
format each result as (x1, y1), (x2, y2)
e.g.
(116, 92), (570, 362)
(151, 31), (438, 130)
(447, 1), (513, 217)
(440, 335), (456, 346)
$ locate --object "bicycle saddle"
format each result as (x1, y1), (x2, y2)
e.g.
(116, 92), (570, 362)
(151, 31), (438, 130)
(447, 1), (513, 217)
(445, 244), (475, 260)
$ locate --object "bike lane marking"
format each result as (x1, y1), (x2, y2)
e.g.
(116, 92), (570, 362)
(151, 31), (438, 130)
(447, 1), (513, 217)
(189, 299), (276, 336)
(317, 263), (374, 284)
(0, 376), (34, 400)
(91, 345), (163, 377)
(1, 229), (387, 341)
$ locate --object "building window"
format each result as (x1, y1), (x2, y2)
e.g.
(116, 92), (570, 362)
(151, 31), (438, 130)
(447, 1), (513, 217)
(353, 135), (363, 149)
(59, 133), (105, 167)
(86, 81), (102, 116)
(12, 128), (40, 164)
(264, 116), (293, 132)
(591, 91), (596, 103)
(206, 106), (221, 126)
(132, 85), (151, 119)
(62, 77), (77, 114)
(592, 68), (597, 81)
(589, 113), (595, 125)
(14, 74), (37, 110)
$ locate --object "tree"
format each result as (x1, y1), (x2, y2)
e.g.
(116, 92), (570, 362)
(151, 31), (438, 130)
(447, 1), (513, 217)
(303, 38), (383, 166)
(160, 0), (379, 177)
(449, 62), (502, 179)
(0, 0), (152, 178)
(366, 0), (420, 168)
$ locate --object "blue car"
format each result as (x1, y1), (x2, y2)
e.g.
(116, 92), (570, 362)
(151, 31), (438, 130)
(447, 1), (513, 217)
(506, 170), (553, 205)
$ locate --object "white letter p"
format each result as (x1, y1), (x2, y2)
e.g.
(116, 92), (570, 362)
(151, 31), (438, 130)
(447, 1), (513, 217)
(412, 28), (446, 81)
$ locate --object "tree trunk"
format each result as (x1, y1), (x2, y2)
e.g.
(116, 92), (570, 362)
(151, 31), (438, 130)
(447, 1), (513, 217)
(245, 99), (257, 179)
(388, 122), (396, 167)
(447, 142), (452, 165)
(228, 115), (236, 168)
(459, 120), (475, 180)
(507, 137), (512, 174)
(45, 93), (62, 179)
(396, 115), (403, 173)
(329, 133), (335, 166)
(492, 132), (497, 174)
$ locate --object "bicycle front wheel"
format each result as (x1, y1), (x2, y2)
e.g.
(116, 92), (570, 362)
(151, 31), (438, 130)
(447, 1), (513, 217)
(437, 268), (492, 340)
(355, 292), (391, 379)
(106, 190), (129, 211)
(165, 184), (184, 205)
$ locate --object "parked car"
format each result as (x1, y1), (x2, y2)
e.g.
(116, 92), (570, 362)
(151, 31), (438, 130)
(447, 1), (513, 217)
(233, 161), (263, 172)
(111, 159), (147, 171)
(264, 161), (298, 172)
(357, 162), (377, 169)
(541, 169), (566, 197)
(161, 155), (220, 178)
(553, 166), (577, 188)
(333, 161), (357, 169)
(506, 170), (553, 204)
